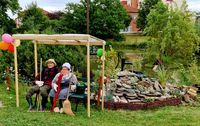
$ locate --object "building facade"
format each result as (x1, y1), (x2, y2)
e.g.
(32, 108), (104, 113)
(120, 0), (184, 33)
(120, 0), (140, 33)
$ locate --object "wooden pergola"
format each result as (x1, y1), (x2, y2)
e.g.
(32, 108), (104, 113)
(12, 34), (106, 117)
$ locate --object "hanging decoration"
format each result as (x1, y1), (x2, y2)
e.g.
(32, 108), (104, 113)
(0, 33), (19, 53)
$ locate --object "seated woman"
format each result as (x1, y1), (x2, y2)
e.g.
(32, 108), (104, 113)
(49, 62), (78, 112)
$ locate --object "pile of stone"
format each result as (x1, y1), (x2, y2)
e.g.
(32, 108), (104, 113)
(107, 70), (197, 104)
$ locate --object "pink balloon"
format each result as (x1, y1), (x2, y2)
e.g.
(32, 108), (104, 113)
(2, 33), (13, 43)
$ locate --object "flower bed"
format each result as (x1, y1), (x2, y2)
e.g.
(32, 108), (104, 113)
(104, 97), (182, 110)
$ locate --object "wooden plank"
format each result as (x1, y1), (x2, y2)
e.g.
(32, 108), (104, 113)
(12, 34), (90, 40)
(14, 44), (19, 107)
(27, 110), (51, 113)
(90, 35), (105, 43)
(35, 40), (103, 45)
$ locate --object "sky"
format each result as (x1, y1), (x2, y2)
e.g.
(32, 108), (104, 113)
(8, 0), (200, 18)
(18, 0), (80, 12)
(187, 0), (200, 11)
(17, 0), (200, 12)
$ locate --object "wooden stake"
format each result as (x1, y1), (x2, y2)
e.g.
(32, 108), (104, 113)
(101, 43), (105, 111)
(34, 41), (38, 77)
(87, 39), (90, 117)
(14, 43), (19, 107)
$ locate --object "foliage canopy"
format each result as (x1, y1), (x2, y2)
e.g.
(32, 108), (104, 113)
(137, 0), (160, 31)
(144, 1), (200, 66)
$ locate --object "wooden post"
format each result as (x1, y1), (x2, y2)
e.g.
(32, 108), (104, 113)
(34, 41), (38, 77)
(14, 42), (19, 107)
(101, 43), (105, 111)
(86, 0), (90, 34)
(87, 39), (90, 117)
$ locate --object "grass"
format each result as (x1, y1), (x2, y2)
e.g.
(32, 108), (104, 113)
(1, 82), (200, 126)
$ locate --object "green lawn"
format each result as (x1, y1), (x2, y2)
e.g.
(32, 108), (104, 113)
(124, 34), (148, 44)
(0, 83), (200, 126)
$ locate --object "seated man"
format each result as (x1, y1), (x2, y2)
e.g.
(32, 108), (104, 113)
(26, 59), (59, 111)
(49, 62), (78, 113)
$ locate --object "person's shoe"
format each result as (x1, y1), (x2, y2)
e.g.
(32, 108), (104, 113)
(26, 97), (33, 111)
(60, 108), (63, 114)
(53, 107), (60, 113)
(28, 105), (33, 111)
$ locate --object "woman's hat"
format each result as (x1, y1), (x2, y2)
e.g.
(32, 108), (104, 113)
(62, 62), (71, 71)
(45, 59), (57, 66)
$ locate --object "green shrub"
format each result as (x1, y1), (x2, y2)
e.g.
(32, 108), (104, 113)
(113, 34), (126, 41)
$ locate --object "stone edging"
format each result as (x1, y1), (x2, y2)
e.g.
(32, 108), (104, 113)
(104, 97), (182, 110)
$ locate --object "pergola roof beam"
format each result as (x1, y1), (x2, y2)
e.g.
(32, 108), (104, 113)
(12, 34), (91, 41)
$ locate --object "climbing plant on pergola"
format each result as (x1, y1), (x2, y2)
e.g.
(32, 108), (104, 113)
(12, 34), (106, 117)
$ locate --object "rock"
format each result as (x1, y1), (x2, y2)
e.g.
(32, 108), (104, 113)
(126, 96), (137, 100)
(183, 94), (190, 103)
(115, 79), (122, 87)
(120, 77), (129, 82)
(116, 96), (121, 101)
(110, 79), (115, 82)
(137, 94), (146, 98)
(154, 81), (162, 92)
(137, 85), (145, 92)
(187, 88), (197, 97)
(125, 93), (137, 97)
(134, 89), (141, 94)
(124, 89), (135, 94)
(117, 87), (126, 91)
(155, 92), (162, 96)
(115, 90), (123, 93)
(156, 96), (167, 101)
(122, 84), (132, 89)
(120, 97), (128, 103)
(113, 92), (123, 96)
(130, 77), (138, 84)
(113, 96), (118, 102)
(138, 80), (151, 88)
(165, 87), (171, 94)
(127, 99), (142, 103)
(147, 86), (155, 94)
(117, 70), (133, 77)
(146, 93), (161, 97)
(126, 80), (132, 85)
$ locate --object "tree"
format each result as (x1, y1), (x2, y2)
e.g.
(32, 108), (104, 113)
(15, 3), (87, 80)
(0, 0), (20, 33)
(144, 1), (200, 66)
(195, 12), (200, 37)
(17, 3), (50, 33)
(137, 0), (160, 31)
(57, 0), (131, 40)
